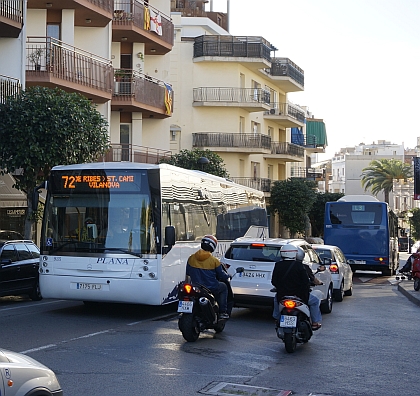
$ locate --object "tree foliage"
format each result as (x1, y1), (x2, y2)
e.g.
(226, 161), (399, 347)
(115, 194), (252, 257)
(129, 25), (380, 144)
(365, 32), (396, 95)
(269, 178), (317, 236)
(0, 86), (110, 238)
(361, 159), (413, 203)
(308, 192), (344, 237)
(160, 148), (229, 178)
(409, 208), (420, 241)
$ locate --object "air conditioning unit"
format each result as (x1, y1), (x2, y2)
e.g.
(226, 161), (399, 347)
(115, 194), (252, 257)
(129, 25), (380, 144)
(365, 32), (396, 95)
(269, 108), (276, 115)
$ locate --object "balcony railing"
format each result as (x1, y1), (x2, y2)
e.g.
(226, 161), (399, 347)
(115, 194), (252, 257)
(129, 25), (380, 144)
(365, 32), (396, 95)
(113, 0), (174, 47)
(26, 37), (113, 96)
(271, 142), (305, 158)
(267, 58), (304, 87)
(192, 133), (272, 150)
(0, 74), (21, 103)
(0, 0), (23, 23)
(291, 167), (324, 179)
(193, 35), (273, 61)
(265, 102), (305, 123)
(100, 143), (171, 164)
(193, 87), (271, 105)
(87, 0), (113, 13)
(112, 69), (173, 114)
(230, 177), (272, 193)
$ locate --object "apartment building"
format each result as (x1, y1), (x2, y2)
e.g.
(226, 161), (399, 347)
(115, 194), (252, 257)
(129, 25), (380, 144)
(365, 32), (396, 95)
(329, 140), (405, 202)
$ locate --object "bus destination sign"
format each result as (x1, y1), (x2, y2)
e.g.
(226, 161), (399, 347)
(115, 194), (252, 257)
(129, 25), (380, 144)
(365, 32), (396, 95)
(62, 174), (134, 189)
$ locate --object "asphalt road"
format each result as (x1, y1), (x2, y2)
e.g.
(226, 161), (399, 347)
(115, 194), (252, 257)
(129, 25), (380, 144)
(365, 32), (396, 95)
(1, 258), (419, 396)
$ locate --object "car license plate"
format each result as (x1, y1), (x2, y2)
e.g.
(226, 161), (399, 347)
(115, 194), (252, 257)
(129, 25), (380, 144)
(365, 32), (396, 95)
(242, 271), (267, 279)
(280, 315), (297, 328)
(354, 260), (366, 264)
(76, 283), (102, 290)
(177, 300), (193, 313)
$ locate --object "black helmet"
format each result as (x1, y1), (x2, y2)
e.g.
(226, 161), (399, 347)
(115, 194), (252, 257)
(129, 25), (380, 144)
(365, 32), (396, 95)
(201, 235), (218, 253)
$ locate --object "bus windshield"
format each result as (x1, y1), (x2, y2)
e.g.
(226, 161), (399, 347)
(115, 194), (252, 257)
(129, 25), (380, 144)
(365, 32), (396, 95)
(329, 203), (383, 225)
(42, 169), (156, 256)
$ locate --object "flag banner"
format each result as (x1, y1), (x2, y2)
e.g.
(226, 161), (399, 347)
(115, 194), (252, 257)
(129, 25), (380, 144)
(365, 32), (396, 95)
(164, 83), (173, 115)
(144, 6), (151, 30)
(414, 157), (420, 200)
(150, 9), (162, 36)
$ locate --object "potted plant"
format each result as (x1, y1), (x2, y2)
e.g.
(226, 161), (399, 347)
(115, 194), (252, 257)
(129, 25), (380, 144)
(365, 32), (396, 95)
(27, 48), (44, 71)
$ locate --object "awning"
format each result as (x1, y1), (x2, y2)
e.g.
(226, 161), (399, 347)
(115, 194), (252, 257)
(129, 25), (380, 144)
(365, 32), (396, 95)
(0, 173), (27, 207)
(306, 120), (328, 147)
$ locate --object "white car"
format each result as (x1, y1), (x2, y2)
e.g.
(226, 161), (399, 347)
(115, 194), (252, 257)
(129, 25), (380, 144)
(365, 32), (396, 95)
(0, 348), (63, 396)
(312, 244), (353, 302)
(221, 237), (334, 314)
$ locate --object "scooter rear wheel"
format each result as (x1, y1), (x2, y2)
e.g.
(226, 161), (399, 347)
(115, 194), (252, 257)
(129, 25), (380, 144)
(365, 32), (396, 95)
(284, 332), (297, 353)
(414, 277), (420, 291)
(178, 314), (200, 342)
(214, 322), (226, 333)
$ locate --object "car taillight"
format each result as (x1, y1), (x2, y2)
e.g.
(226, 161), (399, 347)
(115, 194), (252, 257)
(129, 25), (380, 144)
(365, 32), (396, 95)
(329, 263), (339, 273)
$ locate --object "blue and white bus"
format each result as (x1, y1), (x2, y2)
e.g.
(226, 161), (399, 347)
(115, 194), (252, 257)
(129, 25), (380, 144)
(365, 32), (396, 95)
(323, 195), (399, 275)
(37, 163), (267, 305)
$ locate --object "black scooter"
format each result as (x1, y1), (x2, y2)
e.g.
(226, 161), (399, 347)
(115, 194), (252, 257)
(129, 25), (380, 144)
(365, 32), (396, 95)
(177, 267), (243, 342)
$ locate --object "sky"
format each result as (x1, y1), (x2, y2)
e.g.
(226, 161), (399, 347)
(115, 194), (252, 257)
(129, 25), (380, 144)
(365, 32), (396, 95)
(205, 0), (420, 160)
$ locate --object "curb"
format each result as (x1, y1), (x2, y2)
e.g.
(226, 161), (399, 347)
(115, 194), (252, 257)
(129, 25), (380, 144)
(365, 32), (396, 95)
(397, 283), (420, 307)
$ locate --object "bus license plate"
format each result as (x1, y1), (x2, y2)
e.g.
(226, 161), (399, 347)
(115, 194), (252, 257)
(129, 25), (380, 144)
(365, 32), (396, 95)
(178, 301), (193, 313)
(76, 283), (102, 290)
(280, 315), (297, 328)
(354, 260), (366, 264)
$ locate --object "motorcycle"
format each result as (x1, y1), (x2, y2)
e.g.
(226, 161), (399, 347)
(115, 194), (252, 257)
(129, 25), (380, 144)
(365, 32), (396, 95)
(275, 294), (313, 353)
(177, 267), (243, 342)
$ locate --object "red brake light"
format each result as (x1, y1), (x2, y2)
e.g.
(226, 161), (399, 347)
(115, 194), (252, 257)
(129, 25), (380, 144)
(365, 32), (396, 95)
(251, 243), (266, 247)
(283, 300), (296, 309)
(184, 284), (192, 294)
(329, 264), (339, 273)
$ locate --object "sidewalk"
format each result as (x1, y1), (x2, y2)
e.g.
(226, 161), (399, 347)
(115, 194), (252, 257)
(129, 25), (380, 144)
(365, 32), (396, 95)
(397, 278), (420, 307)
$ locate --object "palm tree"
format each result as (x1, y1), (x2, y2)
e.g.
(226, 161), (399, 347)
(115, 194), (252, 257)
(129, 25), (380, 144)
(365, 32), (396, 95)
(361, 159), (413, 203)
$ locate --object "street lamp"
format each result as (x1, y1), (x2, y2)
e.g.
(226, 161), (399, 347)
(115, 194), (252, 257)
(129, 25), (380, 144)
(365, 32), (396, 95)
(407, 212), (414, 253)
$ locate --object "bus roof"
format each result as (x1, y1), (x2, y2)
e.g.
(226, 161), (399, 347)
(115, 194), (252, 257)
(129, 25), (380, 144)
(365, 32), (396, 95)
(337, 195), (379, 202)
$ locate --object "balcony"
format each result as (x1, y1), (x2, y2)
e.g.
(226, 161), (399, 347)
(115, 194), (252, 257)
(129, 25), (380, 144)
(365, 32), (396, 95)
(264, 142), (305, 162)
(27, 0), (113, 27)
(99, 143), (171, 164)
(192, 133), (272, 154)
(264, 102), (305, 128)
(291, 167), (324, 180)
(193, 87), (271, 112)
(193, 35), (272, 71)
(0, 74), (21, 103)
(25, 37), (113, 103)
(0, 0), (23, 37)
(111, 69), (173, 118)
(112, 0), (174, 54)
(230, 177), (272, 193)
(263, 58), (304, 92)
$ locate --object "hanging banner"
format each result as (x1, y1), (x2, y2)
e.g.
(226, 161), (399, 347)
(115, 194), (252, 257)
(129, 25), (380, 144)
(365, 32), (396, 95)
(414, 157), (420, 200)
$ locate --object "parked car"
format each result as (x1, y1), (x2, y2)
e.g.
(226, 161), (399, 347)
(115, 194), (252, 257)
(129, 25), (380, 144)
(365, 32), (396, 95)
(0, 240), (42, 301)
(0, 230), (24, 241)
(398, 237), (414, 252)
(0, 348), (63, 395)
(312, 244), (353, 302)
(221, 237), (334, 314)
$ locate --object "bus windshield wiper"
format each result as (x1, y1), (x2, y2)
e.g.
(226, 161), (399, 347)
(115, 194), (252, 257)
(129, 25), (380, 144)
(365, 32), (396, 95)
(97, 247), (143, 258)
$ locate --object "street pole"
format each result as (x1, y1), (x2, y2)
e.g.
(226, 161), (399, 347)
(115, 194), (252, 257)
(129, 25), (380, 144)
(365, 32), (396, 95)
(408, 212), (413, 253)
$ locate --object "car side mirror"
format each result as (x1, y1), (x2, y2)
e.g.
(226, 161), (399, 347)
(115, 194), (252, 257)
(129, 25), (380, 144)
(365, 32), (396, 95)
(1, 258), (12, 265)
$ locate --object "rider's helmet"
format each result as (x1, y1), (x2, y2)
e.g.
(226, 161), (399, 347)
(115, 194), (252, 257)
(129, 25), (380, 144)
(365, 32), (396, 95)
(296, 246), (305, 261)
(280, 244), (299, 260)
(201, 235), (218, 253)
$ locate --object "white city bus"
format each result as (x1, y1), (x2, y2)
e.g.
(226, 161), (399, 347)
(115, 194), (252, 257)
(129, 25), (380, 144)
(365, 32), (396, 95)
(37, 163), (267, 305)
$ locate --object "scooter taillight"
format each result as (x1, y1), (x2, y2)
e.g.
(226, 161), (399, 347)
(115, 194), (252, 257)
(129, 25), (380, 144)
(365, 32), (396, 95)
(283, 300), (296, 309)
(183, 284), (192, 294)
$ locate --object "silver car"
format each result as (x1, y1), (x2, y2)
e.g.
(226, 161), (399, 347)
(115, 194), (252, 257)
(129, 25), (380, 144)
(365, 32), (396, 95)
(0, 349), (63, 395)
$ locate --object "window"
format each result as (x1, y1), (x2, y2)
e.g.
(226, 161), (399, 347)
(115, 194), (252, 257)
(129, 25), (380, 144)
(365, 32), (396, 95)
(1, 245), (18, 262)
(16, 243), (32, 260)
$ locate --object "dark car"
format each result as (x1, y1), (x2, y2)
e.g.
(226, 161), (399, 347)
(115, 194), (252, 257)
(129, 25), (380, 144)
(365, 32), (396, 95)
(399, 237), (414, 252)
(0, 240), (42, 301)
(0, 230), (24, 241)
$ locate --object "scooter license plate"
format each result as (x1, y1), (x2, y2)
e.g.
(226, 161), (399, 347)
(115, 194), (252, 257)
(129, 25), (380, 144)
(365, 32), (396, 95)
(177, 300), (193, 313)
(280, 315), (297, 328)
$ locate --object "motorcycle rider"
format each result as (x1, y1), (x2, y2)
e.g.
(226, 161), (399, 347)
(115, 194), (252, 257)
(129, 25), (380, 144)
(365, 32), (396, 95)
(186, 235), (230, 319)
(271, 244), (322, 330)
